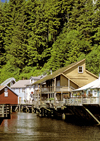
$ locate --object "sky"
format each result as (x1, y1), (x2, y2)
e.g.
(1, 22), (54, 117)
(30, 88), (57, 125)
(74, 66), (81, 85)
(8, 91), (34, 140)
(1, 0), (5, 2)
(1, 0), (9, 2)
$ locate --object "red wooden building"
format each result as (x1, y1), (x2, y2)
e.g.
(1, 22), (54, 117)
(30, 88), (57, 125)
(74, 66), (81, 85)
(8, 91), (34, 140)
(0, 85), (18, 105)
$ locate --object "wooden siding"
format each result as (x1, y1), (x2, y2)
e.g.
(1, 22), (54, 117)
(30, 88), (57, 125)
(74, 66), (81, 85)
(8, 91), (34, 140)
(70, 81), (79, 89)
(63, 61), (97, 87)
(0, 88), (18, 105)
(60, 75), (78, 90)
(63, 61), (85, 78)
(60, 75), (68, 86)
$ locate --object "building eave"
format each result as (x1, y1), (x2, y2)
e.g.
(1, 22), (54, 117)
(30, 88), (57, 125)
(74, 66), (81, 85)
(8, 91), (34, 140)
(85, 70), (98, 79)
(0, 85), (18, 96)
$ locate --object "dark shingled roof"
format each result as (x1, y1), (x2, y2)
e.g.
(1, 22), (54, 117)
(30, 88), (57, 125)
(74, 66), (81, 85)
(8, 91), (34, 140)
(33, 59), (86, 85)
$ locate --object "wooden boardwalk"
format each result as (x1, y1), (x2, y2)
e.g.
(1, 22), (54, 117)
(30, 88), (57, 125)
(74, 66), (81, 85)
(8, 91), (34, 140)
(2, 97), (99, 125)
(31, 98), (100, 125)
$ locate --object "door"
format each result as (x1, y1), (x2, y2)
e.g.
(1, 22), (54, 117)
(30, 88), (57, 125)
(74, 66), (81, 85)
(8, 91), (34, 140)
(19, 97), (22, 104)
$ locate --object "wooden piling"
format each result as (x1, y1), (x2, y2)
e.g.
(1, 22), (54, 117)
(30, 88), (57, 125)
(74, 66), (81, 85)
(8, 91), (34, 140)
(2, 105), (4, 117)
(32, 105), (34, 113)
(19, 105), (20, 112)
(0, 104), (10, 124)
(62, 113), (66, 120)
(10, 106), (12, 113)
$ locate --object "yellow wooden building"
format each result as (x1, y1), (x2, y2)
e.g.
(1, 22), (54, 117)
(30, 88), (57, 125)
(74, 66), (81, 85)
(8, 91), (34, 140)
(32, 59), (98, 102)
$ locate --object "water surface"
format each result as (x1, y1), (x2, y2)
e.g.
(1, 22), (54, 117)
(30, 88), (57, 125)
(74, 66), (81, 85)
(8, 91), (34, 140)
(0, 112), (100, 141)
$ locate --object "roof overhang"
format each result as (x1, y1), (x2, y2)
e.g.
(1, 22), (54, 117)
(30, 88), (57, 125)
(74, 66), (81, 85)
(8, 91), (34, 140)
(0, 85), (18, 96)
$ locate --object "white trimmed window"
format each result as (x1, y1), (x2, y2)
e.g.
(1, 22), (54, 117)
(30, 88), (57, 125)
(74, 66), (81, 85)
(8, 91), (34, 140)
(78, 66), (83, 73)
(4, 88), (8, 97)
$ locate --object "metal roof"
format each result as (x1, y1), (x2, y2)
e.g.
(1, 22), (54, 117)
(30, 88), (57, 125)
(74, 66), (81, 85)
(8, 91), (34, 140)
(1, 77), (16, 86)
(30, 76), (41, 80)
(11, 80), (30, 88)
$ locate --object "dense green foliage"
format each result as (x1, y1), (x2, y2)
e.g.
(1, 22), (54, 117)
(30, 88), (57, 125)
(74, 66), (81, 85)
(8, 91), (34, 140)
(0, 0), (100, 83)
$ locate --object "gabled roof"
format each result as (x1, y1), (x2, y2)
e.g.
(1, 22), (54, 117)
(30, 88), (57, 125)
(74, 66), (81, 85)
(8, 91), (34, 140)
(73, 78), (100, 91)
(33, 59), (86, 85)
(0, 86), (5, 90)
(0, 77), (16, 86)
(11, 80), (30, 88)
(85, 70), (98, 78)
(0, 85), (18, 96)
(61, 73), (80, 87)
(26, 76), (42, 86)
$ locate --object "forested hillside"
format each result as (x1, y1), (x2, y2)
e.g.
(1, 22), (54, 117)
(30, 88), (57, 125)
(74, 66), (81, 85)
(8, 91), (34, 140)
(0, 0), (100, 83)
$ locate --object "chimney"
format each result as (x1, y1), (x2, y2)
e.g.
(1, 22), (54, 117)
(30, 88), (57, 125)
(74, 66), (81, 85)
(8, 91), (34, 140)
(50, 69), (52, 75)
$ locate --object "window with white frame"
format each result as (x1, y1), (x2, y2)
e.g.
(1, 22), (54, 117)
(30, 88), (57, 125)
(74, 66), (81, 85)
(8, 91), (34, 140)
(4, 88), (8, 97)
(78, 66), (83, 73)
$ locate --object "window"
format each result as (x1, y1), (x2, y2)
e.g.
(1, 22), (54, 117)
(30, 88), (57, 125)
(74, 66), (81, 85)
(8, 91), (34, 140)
(4, 88), (8, 97)
(78, 66), (83, 73)
(57, 80), (60, 87)
(22, 88), (25, 92)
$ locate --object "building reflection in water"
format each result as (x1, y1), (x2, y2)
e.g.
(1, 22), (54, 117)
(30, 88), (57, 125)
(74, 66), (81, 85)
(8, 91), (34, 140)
(0, 112), (100, 141)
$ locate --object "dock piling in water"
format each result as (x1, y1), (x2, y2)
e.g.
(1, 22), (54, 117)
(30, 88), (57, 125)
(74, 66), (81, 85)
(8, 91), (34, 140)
(0, 104), (10, 124)
(8, 102), (100, 125)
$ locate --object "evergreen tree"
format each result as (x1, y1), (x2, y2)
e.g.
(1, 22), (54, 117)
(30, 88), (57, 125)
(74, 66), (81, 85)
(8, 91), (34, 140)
(5, 0), (28, 70)
(0, 2), (6, 66)
(86, 45), (100, 75)
(92, 0), (100, 45)
(68, 0), (93, 54)
(0, 0), (100, 82)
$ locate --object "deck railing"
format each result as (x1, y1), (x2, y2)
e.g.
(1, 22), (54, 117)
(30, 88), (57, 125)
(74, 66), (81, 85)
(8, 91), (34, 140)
(82, 97), (99, 104)
(41, 86), (70, 93)
(65, 97), (99, 105)
(56, 86), (69, 92)
(19, 100), (34, 105)
(41, 87), (54, 93)
(39, 97), (99, 107)
(18, 97), (100, 107)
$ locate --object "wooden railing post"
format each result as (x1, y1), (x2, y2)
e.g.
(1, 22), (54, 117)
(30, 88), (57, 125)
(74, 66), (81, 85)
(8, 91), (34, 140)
(40, 84), (42, 105)
(54, 78), (56, 104)
(2, 105), (4, 117)
(10, 105), (12, 113)
(5, 105), (7, 117)
(81, 96), (83, 105)
(99, 95), (100, 105)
